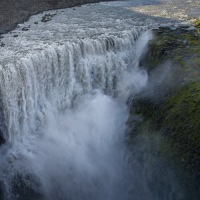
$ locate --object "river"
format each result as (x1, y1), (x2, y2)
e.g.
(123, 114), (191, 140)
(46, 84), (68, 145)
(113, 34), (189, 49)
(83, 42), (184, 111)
(0, 1), (186, 199)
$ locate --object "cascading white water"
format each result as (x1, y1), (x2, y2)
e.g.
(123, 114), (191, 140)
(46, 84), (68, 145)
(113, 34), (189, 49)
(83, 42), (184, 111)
(0, 30), (142, 142)
(0, 1), (150, 142)
(0, 2), (184, 200)
(0, 30), (151, 199)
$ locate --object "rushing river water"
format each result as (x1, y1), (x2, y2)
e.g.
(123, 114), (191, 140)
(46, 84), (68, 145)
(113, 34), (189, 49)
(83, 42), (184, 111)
(0, 1), (186, 200)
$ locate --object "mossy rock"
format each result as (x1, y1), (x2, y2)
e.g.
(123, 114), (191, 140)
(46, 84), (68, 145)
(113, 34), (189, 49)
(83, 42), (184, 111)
(127, 26), (200, 194)
(194, 18), (200, 35)
(147, 26), (200, 79)
(127, 81), (200, 195)
(160, 81), (200, 173)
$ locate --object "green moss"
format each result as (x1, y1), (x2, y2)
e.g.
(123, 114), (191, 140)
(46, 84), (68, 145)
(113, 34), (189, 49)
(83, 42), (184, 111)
(147, 30), (179, 70)
(194, 18), (200, 35)
(127, 26), (200, 181)
(148, 27), (200, 77)
(128, 81), (200, 179)
(194, 19), (200, 27)
(160, 82), (200, 172)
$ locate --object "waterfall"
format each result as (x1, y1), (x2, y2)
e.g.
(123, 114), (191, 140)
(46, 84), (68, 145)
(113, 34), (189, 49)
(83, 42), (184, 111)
(0, 2), (184, 200)
(0, 27), (146, 143)
(0, 29), (153, 200)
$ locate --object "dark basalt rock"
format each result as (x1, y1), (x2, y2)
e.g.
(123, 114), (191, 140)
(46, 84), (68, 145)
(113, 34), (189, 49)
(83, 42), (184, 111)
(41, 13), (56, 23)
(0, 129), (5, 146)
(0, 42), (5, 47)
(11, 174), (43, 200)
(22, 26), (30, 31)
(0, 181), (6, 200)
(46, 0), (59, 6)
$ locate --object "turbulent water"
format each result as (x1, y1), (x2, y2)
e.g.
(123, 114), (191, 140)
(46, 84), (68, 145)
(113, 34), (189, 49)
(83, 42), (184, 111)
(0, 1), (184, 200)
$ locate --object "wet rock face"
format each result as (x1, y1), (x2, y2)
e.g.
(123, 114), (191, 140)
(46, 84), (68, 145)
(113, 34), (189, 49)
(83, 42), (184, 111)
(11, 174), (43, 200)
(0, 181), (6, 200)
(0, 133), (5, 145)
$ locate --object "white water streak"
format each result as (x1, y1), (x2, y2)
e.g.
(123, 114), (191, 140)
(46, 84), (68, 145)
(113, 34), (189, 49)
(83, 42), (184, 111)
(0, 29), (146, 142)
